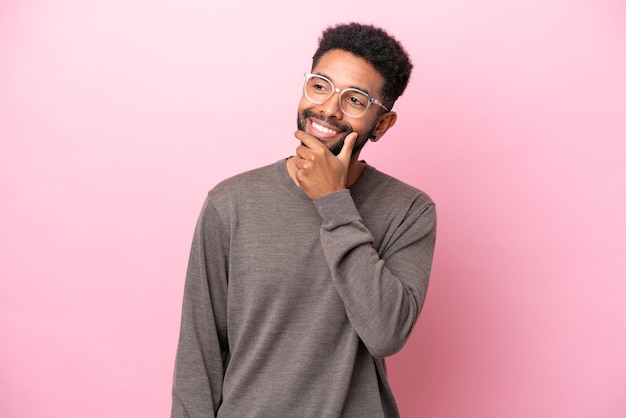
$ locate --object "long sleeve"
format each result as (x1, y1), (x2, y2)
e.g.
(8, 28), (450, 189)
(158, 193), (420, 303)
(171, 160), (436, 417)
(172, 198), (230, 418)
(313, 188), (436, 358)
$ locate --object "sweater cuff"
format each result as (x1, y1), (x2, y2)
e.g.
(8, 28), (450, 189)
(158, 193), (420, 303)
(312, 189), (361, 229)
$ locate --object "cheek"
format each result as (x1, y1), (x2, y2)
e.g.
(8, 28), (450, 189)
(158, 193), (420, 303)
(297, 95), (311, 112)
(352, 117), (377, 136)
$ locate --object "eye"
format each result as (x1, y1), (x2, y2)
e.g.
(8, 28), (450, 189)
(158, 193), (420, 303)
(344, 93), (368, 108)
(312, 82), (328, 92)
(306, 76), (332, 96)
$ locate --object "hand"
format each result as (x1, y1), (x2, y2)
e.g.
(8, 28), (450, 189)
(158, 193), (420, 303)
(293, 130), (358, 200)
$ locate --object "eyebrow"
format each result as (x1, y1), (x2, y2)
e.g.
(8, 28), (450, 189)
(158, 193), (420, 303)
(315, 72), (372, 97)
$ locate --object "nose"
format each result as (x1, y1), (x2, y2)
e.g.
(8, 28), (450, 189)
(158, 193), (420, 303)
(318, 88), (344, 119)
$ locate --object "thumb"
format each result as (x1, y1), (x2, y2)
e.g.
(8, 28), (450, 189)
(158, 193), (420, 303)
(338, 132), (358, 162)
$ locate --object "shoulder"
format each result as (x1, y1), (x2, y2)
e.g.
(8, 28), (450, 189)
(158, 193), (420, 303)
(353, 165), (436, 240)
(358, 165), (435, 210)
(208, 160), (281, 201)
(196, 161), (283, 226)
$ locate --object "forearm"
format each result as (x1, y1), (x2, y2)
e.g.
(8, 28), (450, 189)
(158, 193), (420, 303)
(314, 189), (436, 358)
(172, 268), (222, 417)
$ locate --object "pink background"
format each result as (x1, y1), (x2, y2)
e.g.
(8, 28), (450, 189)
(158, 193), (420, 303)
(1, 1), (625, 417)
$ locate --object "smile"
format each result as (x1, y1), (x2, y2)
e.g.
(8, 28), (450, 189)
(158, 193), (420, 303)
(311, 121), (339, 135)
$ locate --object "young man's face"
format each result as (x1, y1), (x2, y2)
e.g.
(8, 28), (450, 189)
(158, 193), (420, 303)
(297, 49), (387, 156)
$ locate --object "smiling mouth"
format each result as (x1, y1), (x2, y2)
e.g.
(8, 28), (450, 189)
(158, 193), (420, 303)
(310, 120), (341, 138)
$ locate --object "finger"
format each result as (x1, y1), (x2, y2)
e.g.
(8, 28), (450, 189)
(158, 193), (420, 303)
(296, 144), (312, 160)
(294, 130), (323, 150)
(337, 132), (358, 163)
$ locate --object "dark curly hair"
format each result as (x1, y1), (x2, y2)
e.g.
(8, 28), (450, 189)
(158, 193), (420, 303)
(312, 22), (413, 110)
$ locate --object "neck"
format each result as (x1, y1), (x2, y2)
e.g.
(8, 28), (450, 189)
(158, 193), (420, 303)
(346, 156), (366, 187)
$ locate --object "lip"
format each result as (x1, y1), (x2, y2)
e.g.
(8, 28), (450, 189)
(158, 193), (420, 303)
(307, 118), (342, 140)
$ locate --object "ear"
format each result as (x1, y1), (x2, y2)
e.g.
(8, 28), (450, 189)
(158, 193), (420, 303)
(370, 111), (397, 142)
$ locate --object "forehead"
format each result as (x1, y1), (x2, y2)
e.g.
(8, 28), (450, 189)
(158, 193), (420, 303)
(312, 49), (384, 96)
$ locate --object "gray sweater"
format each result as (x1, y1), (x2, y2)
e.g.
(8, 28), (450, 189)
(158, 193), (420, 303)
(172, 159), (436, 417)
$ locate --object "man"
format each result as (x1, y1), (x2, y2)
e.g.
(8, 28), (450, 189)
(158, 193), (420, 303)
(172, 22), (436, 417)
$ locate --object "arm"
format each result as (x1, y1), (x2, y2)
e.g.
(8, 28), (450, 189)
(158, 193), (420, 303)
(314, 190), (436, 358)
(172, 198), (229, 418)
(292, 129), (436, 357)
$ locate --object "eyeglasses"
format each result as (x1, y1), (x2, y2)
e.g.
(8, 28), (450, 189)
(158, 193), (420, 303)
(303, 73), (389, 117)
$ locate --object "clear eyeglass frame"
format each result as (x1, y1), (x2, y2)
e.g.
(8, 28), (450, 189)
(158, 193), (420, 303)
(303, 73), (389, 117)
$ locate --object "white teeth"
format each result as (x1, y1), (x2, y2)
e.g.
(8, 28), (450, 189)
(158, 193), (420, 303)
(312, 121), (338, 135)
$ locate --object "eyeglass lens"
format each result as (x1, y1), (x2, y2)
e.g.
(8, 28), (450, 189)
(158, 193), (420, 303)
(304, 75), (370, 117)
